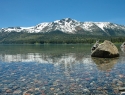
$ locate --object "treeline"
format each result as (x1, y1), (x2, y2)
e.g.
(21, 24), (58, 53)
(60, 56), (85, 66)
(0, 31), (125, 44)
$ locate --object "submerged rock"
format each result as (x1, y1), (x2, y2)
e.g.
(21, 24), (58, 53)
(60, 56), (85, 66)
(119, 87), (125, 91)
(91, 40), (119, 58)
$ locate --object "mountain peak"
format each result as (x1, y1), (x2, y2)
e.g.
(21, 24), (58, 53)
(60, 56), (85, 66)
(62, 18), (73, 21)
(60, 18), (72, 21)
(0, 18), (125, 36)
(54, 18), (78, 23)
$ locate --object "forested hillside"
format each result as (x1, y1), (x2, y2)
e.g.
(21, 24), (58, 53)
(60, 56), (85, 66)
(0, 30), (125, 44)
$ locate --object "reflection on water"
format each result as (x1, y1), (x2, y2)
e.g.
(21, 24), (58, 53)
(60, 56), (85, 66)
(0, 45), (92, 65)
(0, 44), (125, 95)
(92, 57), (119, 71)
(0, 53), (93, 66)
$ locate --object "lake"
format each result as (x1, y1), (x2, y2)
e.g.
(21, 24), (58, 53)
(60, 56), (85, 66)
(0, 44), (125, 95)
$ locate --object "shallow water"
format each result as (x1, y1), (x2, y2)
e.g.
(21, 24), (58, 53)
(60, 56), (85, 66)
(0, 44), (125, 95)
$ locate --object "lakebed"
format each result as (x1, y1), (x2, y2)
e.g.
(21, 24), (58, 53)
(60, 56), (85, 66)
(0, 44), (125, 95)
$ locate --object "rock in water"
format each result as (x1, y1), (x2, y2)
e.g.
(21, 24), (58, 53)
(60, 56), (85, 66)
(121, 42), (125, 52)
(121, 42), (125, 48)
(91, 40), (99, 52)
(91, 40), (119, 58)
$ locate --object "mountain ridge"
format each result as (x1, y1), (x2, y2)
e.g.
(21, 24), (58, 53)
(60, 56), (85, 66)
(1, 18), (125, 36)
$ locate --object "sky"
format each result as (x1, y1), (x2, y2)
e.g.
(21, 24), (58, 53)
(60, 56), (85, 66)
(0, 0), (125, 28)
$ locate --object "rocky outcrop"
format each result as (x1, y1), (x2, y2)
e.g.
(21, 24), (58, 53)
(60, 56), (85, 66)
(91, 40), (119, 58)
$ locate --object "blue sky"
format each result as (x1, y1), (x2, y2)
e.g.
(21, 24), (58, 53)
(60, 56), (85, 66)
(0, 0), (125, 28)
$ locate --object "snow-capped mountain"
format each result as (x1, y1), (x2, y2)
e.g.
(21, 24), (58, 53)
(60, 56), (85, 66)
(1, 18), (125, 36)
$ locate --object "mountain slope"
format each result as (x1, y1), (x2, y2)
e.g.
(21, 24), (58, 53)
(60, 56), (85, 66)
(1, 18), (125, 36)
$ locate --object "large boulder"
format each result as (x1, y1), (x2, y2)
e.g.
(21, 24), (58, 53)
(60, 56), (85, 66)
(91, 40), (119, 58)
